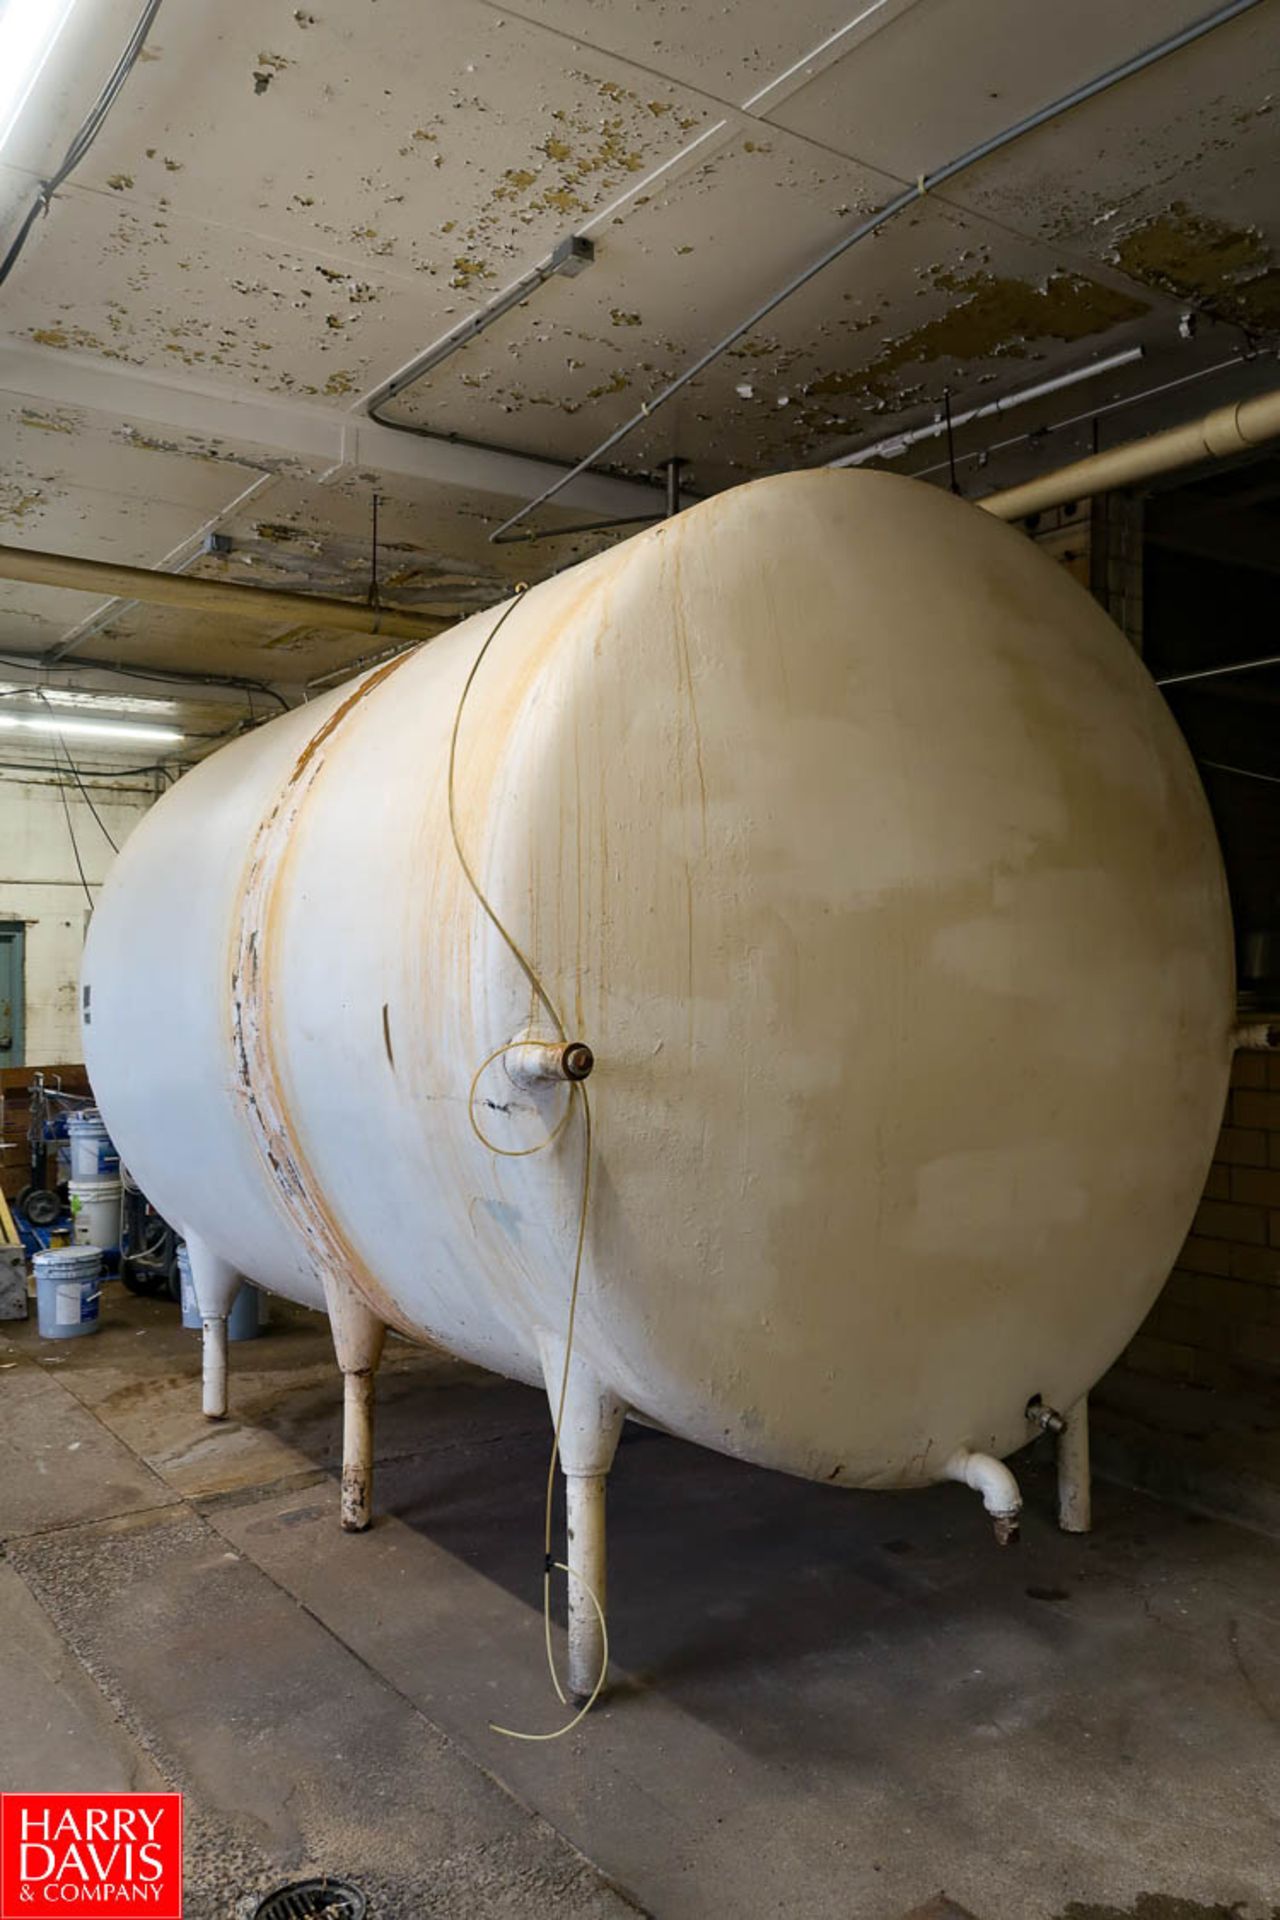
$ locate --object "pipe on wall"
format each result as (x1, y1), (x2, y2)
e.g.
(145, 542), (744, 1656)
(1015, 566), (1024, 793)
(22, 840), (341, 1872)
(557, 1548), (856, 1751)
(980, 388), (1280, 524)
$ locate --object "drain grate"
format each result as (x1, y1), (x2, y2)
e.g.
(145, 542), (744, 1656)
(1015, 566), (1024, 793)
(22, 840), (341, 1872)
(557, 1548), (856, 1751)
(253, 1879), (367, 1920)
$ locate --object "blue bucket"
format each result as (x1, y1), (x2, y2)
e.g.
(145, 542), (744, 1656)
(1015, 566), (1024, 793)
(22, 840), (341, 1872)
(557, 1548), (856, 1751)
(177, 1242), (264, 1341)
(34, 1246), (104, 1340)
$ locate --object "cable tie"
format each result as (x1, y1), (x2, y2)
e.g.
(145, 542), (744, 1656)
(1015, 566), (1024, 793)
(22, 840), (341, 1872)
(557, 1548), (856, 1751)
(916, 172), (928, 196)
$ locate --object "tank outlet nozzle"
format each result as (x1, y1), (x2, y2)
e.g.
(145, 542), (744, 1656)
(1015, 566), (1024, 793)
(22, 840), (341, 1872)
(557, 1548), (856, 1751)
(504, 1037), (595, 1093)
(1025, 1394), (1066, 1436)
(944, 1448), (1022, 1548)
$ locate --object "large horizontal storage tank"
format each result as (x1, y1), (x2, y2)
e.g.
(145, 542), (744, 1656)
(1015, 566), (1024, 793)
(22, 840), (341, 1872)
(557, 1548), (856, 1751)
(83, 469), (1234, 1690)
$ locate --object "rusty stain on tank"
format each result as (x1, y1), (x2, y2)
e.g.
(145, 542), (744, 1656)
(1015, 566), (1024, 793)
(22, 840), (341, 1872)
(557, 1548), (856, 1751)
(229, 649), (421, 1339)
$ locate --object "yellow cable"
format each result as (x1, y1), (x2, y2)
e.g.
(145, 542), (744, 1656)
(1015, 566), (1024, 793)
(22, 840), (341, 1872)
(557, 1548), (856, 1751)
(467, 1040), (575, 1158)
(489, 1556), (609, 1741)
(446, 589), (609, 1741)
(446, 586), (564, 1040)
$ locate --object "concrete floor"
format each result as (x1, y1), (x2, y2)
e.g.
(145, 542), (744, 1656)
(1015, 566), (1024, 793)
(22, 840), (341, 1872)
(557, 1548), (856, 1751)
(2, 1289), (1279, 1920)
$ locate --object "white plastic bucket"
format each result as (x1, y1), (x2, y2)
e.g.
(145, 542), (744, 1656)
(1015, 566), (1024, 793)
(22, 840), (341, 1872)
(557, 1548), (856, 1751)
(70, 1176), (123, 1253)
(34, 1246), (103, 1340)
(66, 1110), (120, 1181)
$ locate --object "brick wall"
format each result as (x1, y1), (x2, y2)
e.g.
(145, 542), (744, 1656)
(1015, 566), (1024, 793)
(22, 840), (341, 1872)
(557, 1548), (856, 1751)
(1124, 1051), (1280, 1390)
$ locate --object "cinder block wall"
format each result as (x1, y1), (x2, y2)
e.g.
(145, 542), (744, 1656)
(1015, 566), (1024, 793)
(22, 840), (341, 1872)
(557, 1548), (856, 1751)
(1125, 1051), (1280, 1390)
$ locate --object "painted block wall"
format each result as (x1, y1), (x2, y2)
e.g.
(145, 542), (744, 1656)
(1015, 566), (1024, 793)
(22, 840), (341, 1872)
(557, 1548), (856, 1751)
(1124, 1050), (1280, 1389)
(0, 772), (156, 1063)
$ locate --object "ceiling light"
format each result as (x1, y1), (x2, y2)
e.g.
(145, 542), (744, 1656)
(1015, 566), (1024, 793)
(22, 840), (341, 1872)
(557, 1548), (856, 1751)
(0, 713), (184, 745)
(0, 0), (79, 153)
(0, 682), (180, 716)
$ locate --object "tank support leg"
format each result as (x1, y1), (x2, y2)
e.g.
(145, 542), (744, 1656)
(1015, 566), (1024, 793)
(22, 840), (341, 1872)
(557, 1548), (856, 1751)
(323, 1275), (386, 1532)
(184, 1233), (243, 1422)
(538, 1335), (625, 1706)
(1057, 1394), (1091, 1534)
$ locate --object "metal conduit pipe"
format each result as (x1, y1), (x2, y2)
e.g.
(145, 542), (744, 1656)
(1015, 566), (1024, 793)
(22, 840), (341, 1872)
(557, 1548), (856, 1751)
(363, 235), (596, 419)
(979, 387), (1280, 523)
(829, 347), (1145, 469)
(900, 350), (1254, 492)
(0, 543), (449, 643)
(1158, 654), (1280, 690)
(488, 0), (1263, 544)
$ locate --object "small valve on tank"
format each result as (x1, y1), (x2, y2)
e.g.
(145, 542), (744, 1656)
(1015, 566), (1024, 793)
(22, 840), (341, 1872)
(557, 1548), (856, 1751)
(1025, 1393), (1066, 1436)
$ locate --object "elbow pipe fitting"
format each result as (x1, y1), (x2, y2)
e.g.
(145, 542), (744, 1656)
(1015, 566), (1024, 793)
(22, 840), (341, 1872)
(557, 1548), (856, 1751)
(945, 1448), (1022, 1546)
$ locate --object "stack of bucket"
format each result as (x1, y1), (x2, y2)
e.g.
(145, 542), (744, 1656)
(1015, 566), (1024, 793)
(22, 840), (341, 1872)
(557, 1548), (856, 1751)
(177, 1242), (264, 1340)
(66, 1110), (122, 1259)
(34, 1245), (103, 1339)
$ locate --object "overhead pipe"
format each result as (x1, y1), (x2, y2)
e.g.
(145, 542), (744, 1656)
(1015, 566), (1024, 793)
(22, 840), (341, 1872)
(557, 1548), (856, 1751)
(979, 387), (1280, 523)
(1235, 1020), (1280, 1051)
(487, 0), (1264, 544)
(0, 543), (450, 643)
(902, 351), (1251, 492)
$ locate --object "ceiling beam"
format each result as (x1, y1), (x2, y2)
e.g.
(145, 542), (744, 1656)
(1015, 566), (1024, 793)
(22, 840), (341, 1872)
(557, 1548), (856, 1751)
(0, 339), (663, 519)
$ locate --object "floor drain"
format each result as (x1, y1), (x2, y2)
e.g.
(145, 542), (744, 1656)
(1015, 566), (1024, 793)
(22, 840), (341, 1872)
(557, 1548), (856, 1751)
(253, 1880), (367, 1920)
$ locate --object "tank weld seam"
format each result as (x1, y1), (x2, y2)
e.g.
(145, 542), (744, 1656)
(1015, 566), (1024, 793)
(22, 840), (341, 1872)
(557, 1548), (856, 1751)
(229, 648), (420, 1341)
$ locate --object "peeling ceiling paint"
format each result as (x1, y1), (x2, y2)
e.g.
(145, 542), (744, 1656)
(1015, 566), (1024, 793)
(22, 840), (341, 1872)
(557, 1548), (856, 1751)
(0, 0), (1276, 688)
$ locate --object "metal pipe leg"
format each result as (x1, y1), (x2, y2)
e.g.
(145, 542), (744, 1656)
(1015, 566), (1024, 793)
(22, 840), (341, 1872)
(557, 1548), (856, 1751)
(184, 1231), (242, 1422)
(341, 1370), (377, 1532)
(322, 1274), (386, 1533)
(201, 1315), (228, 1421)
(1058, 1394), (1091, 1534)
(538, 1333), (625, 1705)
(565, 1471), (608, 1705)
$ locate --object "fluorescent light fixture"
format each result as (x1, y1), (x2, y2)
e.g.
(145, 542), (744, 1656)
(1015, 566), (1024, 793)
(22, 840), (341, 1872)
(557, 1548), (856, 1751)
(0, 713), (184, 745)
(0, 682), (179, 716)
(0, 0), (79, 153)
(828, 346), (1145, 469)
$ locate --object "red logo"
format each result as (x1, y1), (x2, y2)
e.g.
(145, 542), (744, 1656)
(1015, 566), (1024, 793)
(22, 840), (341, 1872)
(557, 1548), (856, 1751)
(0, 1795), (182, 1917)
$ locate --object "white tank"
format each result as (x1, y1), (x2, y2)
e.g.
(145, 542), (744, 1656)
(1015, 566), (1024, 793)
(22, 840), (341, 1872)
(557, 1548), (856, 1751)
(83, 469), (1234, 1493)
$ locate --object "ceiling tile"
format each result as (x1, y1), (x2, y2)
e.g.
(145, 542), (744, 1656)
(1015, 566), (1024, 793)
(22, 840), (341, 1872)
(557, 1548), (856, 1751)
(764, 0), (1234, 180)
